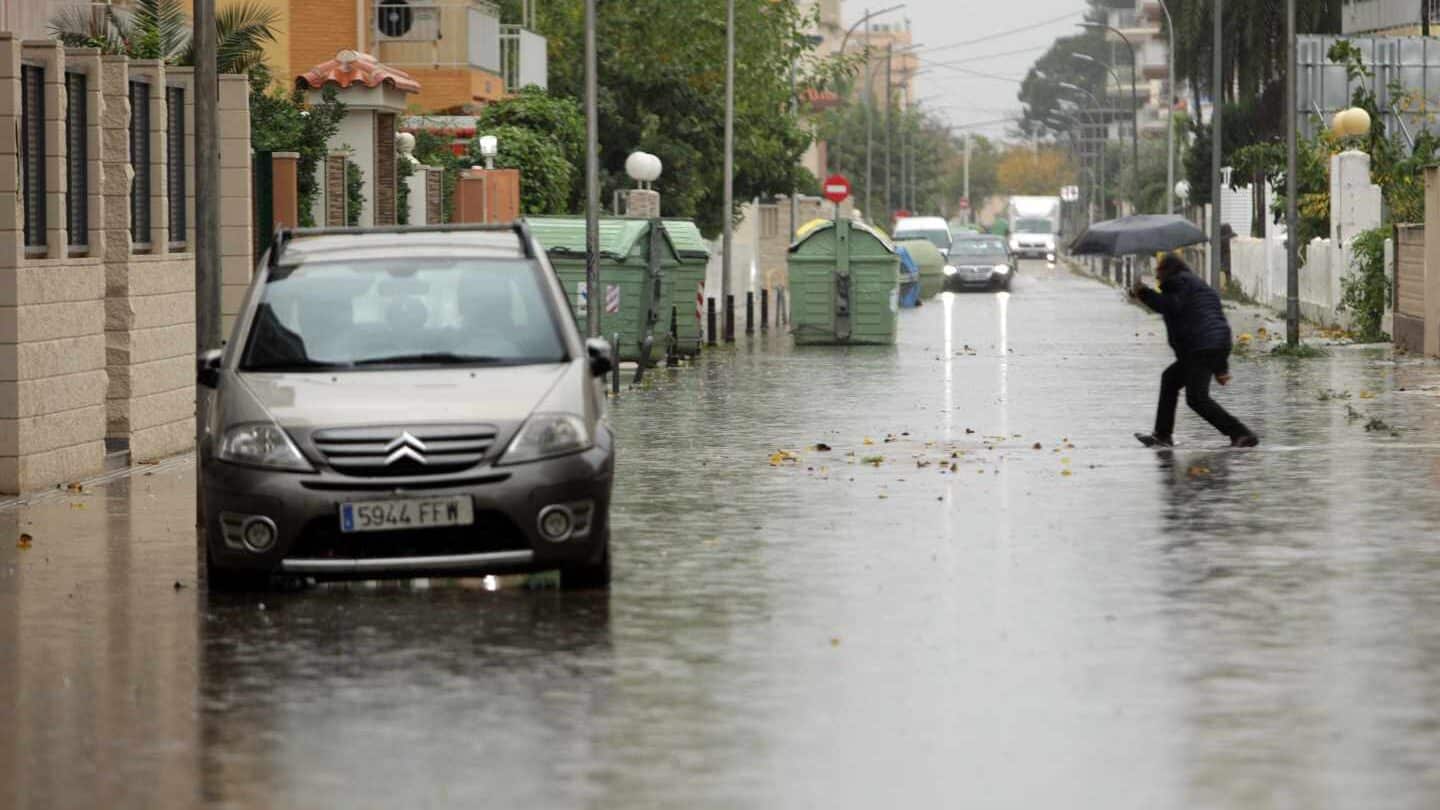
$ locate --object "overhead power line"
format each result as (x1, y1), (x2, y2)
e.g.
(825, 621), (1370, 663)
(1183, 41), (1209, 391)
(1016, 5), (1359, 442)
(912, 11), (1084, 58)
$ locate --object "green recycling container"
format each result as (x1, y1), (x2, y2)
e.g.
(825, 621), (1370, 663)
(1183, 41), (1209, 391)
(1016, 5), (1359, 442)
(898, 238), (946, 300)
(787, 218), (900, 345)
(526, 216), (695, 362)
(660, 219), (711, 357)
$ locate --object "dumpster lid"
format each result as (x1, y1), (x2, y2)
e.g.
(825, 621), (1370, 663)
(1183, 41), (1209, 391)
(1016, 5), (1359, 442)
(895, 238), (945, 272)
(525, 216), (682, 262)
(789, 218), (896, 253)
(659, 220), (712, 259)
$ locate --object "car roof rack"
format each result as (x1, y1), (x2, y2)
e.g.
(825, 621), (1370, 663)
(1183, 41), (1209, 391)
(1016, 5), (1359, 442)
(269, 222), (537, 265)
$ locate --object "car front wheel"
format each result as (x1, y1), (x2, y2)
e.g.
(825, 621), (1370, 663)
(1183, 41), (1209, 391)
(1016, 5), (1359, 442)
(561, 540), (611, 589)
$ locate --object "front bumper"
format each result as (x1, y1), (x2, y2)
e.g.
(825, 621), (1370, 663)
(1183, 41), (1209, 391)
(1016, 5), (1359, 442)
(202, 443), (613, 580)
(1011, 246), (1055, 259)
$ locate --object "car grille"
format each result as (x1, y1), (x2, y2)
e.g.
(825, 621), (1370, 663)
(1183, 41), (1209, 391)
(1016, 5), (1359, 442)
(289, 511), (529, 559)
(955, 265), (993, 281)
(311, 425), (498, 477)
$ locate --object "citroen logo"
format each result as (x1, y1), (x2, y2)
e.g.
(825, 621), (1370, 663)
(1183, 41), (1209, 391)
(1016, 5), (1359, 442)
(383, 432), (428, 466)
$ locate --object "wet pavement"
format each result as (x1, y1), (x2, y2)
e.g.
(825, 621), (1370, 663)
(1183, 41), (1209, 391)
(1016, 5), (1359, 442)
(5, 261), (1440, 809)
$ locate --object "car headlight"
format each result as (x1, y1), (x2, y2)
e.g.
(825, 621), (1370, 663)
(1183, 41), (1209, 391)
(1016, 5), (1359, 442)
(499, 413), (592, 465)
(218, 423), (313, 471)
(943, 265), (958, 276)
(992, 264), (1011, 275)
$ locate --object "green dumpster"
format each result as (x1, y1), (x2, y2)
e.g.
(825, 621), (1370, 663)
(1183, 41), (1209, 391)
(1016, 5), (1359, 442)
(526, 216), (694, 362)
(660, 219), (711, 357)
(898, 238), (946, 300)
(787, 218), (900, 345)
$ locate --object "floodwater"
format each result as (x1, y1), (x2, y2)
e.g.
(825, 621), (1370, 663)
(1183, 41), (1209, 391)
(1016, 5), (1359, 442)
(4, 262), (1440, 809)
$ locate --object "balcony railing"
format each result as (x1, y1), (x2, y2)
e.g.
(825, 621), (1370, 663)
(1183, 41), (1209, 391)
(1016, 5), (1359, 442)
(499, 24), (548, 91)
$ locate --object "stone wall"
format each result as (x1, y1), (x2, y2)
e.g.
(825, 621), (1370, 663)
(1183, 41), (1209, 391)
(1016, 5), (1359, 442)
(219, 74), (251, 334)
(0, 36), (107, 492)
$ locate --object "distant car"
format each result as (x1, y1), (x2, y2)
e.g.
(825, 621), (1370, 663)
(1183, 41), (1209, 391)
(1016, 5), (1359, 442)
(197, 224), (615, 591)
(893, 216), (953, 258)
(944, 233), (1015, 291)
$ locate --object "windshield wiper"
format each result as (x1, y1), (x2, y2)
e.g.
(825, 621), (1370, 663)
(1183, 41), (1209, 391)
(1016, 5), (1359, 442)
(242, 359), (352, 372)
(353, 352), (508, 366)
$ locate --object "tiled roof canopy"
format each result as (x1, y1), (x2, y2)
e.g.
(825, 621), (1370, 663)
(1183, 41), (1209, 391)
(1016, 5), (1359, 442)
(297, 49), (421, 94)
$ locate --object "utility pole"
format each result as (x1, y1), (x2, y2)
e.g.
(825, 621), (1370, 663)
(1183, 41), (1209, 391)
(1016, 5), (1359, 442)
(722, 0), (736, 341)
(884, 42), (893, 224)
(1159, 0), (1176, 214)
(584, 0), (600, 338)
(1286, 0), (1299, 344)
(1210, 0), (1224, 288)
(194, 0), (219, 357)
(863, 12), (873, 222)
(790, 59), (799, 239)
(963, 133), (970, 224)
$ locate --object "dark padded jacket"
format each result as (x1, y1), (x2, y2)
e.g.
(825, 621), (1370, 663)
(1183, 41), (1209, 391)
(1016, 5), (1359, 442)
(1137, 269), (1232, 358)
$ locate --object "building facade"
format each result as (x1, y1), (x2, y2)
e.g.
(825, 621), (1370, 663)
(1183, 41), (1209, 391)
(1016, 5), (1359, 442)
(0, 29), (253, 494)
(1343, 0), (1440, 35)
(1101, 1), (1176, 140)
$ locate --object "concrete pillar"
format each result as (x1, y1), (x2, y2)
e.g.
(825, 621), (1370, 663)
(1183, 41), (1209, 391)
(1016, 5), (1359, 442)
(373, 112), (396, 225)
(1330, 150), (1383, 245)
(217, 73), (251, 334)
(1424, 166), (1440, 357)
(624, 189), (660, 219)
(452, 168), (520, 224)
(425, 166), (443, 224)
(272, 151), (300, 230)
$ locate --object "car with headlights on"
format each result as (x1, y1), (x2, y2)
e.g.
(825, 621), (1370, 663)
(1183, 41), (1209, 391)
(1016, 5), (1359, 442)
(197, 224), (615, 591)
(944, 234), (1015, 292)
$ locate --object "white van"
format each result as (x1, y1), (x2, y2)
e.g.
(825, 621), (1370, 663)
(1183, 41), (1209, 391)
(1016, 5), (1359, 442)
(892, 216), (953, 258)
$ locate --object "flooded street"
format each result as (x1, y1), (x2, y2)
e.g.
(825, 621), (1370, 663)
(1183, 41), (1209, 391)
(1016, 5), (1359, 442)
(5, 263), (1440, 808)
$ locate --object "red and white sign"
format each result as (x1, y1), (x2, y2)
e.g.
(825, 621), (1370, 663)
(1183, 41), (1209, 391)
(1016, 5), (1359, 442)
(605, 284), (620, 314)
(823, 174), (852, 204)
(958, 197), (971, 210)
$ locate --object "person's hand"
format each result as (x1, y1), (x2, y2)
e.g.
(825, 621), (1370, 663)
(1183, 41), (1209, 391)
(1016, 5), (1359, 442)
(1216, 372), (1232, 386)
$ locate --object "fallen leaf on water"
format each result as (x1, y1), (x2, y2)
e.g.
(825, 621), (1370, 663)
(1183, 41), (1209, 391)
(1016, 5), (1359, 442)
(830, 637), (842, 647)
(950, 463), (958, 472)
(16, 533), (32, 549)
(1187, 465), (1211, 477)
(814, 443), (833, 452)
(965, 428), (975, 435)
(65, 482), (84, 494)
(1032, 442), (1043, 450)
(1060, 457), (1072, 465)
(70, 503), (85, 510)
(863, 437), (876, 446)
(1061, 469), (1073, 477)
(862, 455), (884, 466)
(916, 458), (931, 468)
(1358, 391), (1376, 399)
(769, 450), (801, 466)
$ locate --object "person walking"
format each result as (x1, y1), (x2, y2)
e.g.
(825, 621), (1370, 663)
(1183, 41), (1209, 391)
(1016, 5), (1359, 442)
(1131, 254), (1259, 448)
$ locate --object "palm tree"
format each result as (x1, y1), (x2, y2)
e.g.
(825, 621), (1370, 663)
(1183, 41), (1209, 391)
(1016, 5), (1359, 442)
(49, 0), (278, 74)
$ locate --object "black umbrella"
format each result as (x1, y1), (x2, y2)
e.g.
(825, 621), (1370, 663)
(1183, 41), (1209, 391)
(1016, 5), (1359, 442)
(1069, 214), (1208, 257)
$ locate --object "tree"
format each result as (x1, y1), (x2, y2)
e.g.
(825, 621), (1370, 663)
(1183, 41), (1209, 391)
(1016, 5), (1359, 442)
(1016, 2), (1112, 140)
(528, 0), (823, 235)
(996, 147), (1076, 196)
(50, 0), (279, 74)
(476, 88), (586, 208)
(467, 126), (574, 215)
(816, 102), (969, 219)
(248, 64), (346, 227)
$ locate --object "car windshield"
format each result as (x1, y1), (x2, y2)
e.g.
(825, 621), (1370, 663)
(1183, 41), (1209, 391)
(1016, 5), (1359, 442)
(949, 238), (1007, 259)
(1015, 218), (1054, 234)
(898, 228), (951, 250)
(240, 257), (567, 371)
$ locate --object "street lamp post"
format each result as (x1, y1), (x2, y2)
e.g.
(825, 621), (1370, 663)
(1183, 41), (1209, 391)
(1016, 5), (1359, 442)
(1059, 81), (1108, 220)
(1155, 0), (1177, 215)
(1074, 37), (1139, 213)
(583, 0), (600, 338)
(1211, 0), (1223, 288)
(723, 0), (736, 341)
(1285, 0), (1299, 344)
(833, 4), (905, 176)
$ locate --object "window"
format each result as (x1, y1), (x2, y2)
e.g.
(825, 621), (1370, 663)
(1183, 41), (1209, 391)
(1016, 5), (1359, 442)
(129, 80), (151, 245)
(20, 64), (45, 251)
(240, 258), (566, 371)
(166, 86), (185, 246)
(66, 71), (88, 250)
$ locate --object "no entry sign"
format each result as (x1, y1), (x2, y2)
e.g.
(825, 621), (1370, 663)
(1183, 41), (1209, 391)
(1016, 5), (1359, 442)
(823, 175), (852, 204)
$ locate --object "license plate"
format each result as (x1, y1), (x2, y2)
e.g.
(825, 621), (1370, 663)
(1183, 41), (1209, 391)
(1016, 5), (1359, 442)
(339, 496), (474, 533)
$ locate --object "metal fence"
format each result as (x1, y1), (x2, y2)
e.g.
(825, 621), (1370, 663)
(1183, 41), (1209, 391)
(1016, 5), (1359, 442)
(66, 71), (87, 250)
(1300, 34), (1440, 144)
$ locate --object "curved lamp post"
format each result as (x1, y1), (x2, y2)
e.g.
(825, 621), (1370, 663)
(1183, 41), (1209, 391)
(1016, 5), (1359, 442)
(1073, 49), (1140, 213)
(832, 4), (906, 176)
(1058, 81), (1108, 219)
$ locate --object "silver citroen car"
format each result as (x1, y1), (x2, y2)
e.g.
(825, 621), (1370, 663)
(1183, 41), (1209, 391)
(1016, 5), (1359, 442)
(197, 224), (615, 591)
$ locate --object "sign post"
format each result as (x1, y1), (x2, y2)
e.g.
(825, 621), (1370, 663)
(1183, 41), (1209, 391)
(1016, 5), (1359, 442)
(823, 174), (851, 221)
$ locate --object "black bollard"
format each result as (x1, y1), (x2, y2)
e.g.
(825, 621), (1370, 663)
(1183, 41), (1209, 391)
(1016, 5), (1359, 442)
(745, 292), (755, 335)
(760, 288), (769, 331)
(706, 298), (717, 347)
(778, 287), (787, 325)
(610, 332), (621, 395)
(724, 294), (736, 343)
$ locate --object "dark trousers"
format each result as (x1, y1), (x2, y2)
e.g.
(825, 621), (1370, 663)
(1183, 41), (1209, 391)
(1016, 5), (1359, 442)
(1154, 349), (1251, 439)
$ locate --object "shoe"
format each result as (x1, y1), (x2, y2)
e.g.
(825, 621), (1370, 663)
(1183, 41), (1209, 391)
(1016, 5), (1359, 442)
(1136, 432), (1174, 448)
(1231, 434), (1260, 448)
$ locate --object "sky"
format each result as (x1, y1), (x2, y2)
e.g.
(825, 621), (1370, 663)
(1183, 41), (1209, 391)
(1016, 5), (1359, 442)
(846, 0), (1092, 140)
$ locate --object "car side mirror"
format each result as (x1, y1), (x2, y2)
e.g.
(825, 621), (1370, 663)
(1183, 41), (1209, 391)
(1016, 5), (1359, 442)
(585, 338), (614, 378)
(197, 349), (223, 389)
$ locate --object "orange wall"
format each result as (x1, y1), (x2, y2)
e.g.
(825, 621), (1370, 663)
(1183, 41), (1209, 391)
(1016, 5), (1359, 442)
(289, 0), (356, 86)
